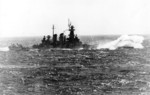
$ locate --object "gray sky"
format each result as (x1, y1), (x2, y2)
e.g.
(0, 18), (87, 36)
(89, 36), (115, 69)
(0, 0), (150, 37)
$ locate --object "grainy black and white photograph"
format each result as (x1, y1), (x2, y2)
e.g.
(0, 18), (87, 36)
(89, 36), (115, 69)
(0, 0), (150, 95)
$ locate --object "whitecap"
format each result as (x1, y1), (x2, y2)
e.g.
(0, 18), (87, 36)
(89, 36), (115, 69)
(97, 35), (144, 50)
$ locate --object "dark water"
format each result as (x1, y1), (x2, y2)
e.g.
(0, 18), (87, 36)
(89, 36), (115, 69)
(0, 35), (150, 95)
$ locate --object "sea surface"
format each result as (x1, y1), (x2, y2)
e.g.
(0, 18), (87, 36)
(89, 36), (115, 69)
(0, 35), (150, 95)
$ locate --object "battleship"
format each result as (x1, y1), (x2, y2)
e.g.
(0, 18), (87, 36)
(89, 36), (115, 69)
(32, 20), (89, 49)
(8, 20), (90, 51)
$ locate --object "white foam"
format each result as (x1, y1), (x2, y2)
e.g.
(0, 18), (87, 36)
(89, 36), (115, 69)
(97, 35), (144, 50)
(0, 47), (9, 51)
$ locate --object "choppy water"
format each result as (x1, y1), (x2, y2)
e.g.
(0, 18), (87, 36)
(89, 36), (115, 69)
(0, 35), (150, 95)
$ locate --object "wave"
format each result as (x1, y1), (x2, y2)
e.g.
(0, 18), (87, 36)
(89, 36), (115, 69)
(97, 35), (144, 50)
(0, 47), (9, 51)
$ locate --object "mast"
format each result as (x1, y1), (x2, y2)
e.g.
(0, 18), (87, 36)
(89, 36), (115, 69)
(68, 19), (71, 28)
(68, 19), (75, 43)
(52, 25), (55, 36)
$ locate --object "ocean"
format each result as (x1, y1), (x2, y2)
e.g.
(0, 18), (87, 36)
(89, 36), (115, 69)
(0, 35), (150, 95)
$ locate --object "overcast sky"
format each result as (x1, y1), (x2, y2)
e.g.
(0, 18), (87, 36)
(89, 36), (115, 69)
(0, 0), (150, 37)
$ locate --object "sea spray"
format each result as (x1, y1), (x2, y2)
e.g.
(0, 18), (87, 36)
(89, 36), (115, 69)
(97, 35), (144, 50)
(0, 47), (9, 51)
